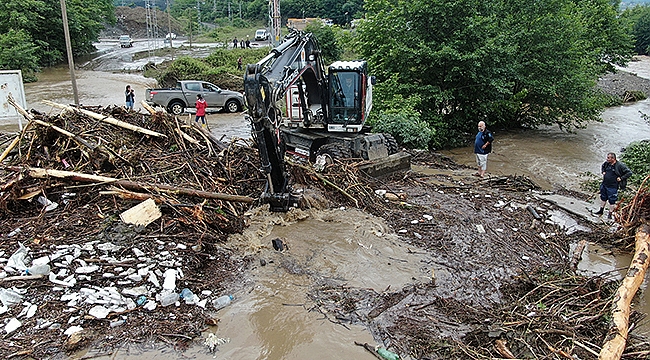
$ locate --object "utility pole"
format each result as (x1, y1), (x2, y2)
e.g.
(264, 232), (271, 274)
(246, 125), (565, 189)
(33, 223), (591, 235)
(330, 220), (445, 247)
(59, 0), (79, 105)
(166, 0), (174, 60)
(269, 0), (280, 46)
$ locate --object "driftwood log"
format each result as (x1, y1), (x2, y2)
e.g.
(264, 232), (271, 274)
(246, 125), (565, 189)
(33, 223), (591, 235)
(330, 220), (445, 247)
(43, 100), (167, 138)
(599, 223), (650, 359)
(5, 166), (255, 204)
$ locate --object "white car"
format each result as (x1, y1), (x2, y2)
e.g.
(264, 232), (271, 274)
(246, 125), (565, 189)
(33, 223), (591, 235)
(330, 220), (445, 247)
(255, 29), (270, 41)
(165, 33), (177, 39)
(119, 35), (133, 48)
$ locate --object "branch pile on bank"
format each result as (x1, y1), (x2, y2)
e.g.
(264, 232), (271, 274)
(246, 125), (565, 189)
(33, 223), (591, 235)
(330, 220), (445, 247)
(619, 174), (650, 233)
(0, 103), (265, 357)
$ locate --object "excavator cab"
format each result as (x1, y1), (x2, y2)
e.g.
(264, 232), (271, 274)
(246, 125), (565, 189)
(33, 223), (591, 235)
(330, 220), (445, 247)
(327, 61), (372, 133)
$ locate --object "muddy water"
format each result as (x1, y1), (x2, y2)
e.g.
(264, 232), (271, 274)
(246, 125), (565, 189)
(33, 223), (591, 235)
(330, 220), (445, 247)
(80, 208), (430, 359)
(441, 101), (650, 191)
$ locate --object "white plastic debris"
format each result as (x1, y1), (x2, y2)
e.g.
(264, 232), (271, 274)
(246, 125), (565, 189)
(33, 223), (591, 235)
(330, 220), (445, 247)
(162, 269), (177, 290)
(0, 288), (24, 307)
(5, 318), (21, 334)
(132, 248), (145, 257)
(204, 333), (230, 352)
(143, 300), (157, 311)
(422, 214), (433, 221)
(374, 189), (387, 196)
(89, 305), (110, 319)
(410, 220), (419, 224)
(37, 196), (59, 212)
(64, 326), (83, 336)
(476, 225), (486, 234)
(75, 265), (99, 274)
(7, 228), (21, 237)
(6, 243), (29, 273)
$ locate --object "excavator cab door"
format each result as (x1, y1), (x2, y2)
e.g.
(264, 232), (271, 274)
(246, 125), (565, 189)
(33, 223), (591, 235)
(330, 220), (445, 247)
(329, 71), (362, 126)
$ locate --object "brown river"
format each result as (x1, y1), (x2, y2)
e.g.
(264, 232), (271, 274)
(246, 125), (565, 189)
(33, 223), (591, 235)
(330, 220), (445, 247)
(5, 51), (650, 358)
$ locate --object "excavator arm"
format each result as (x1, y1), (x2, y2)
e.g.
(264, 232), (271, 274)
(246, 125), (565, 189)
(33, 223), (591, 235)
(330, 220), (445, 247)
(244, 30), (327, 211)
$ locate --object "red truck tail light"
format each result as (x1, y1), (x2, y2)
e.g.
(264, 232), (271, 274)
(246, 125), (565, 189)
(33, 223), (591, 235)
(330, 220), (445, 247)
(149, 91), (157, 99)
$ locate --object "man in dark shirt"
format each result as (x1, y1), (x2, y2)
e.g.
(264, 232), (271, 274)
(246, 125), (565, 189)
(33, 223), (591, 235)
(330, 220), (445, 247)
(594, 152), (632, 219)
(473, 121), (493, 177)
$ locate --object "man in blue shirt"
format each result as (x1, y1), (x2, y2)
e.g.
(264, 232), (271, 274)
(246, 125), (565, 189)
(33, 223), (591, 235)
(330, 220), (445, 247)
(594, 152), (632, 219)
(474, 121), (493, 177)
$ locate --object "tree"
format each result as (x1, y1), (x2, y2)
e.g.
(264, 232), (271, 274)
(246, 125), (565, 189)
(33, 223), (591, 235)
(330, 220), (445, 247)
(0, 0), (115, 73)
(0, 29), (39, 81)
(621, 5), (650, 55)
(358, 0), (632, 148)
(305, 22), (341, 64)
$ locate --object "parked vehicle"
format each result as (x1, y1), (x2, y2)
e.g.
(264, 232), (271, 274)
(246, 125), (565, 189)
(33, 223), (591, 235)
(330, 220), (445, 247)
(119, 35), (133, 48)
(255, 29), (270, 41)
(165, 33), (177, 39)
(146, 80), (244, 115)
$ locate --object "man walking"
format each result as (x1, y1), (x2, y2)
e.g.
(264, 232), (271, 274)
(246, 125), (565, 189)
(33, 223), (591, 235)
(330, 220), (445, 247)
(474, 121), (493, 177)
(595, 152), (632, 219)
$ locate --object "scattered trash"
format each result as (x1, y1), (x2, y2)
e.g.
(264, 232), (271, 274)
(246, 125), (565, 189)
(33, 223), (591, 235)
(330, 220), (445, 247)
(37, 195), (59, 212)
(5, 318), (21, 334)
(212, 294), (233, 311)
(526, 204), (542, 220)
(89, 305), (110, 319)
(159, 291), (179, 307)
(376, 346), (400, 360)
(476, 225), (486, 234)
(0, 288), (24, 307)
(204, 333), (230, 352)
(271, 238), (284, 251)
(64, 326), (83, 336)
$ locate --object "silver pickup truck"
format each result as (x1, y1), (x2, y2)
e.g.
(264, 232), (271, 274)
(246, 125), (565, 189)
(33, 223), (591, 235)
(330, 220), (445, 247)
(146, 80), (244, 115)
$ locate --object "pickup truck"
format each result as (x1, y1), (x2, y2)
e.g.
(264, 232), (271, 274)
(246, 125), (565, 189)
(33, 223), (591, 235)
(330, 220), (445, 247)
(146, 80), (244, 115)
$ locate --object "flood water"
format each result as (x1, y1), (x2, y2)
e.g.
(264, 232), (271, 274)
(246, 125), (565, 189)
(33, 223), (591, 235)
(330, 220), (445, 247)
(8, 49), (650, 357)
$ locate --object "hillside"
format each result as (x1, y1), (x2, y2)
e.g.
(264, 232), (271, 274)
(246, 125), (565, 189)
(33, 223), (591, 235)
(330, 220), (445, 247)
(101, 6), (184, 39)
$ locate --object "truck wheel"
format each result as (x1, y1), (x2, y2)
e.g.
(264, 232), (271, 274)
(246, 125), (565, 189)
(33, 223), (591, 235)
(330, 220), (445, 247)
(317, 143), (351, 163)
(383, 133), (399, 155)
(167, 101), (185, 115)
(224, 99), (240, 113)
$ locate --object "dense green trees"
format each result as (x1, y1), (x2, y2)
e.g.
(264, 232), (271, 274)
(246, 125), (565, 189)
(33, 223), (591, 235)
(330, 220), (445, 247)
(621, 5), (650, 55)
(0, 0), (115, 80)
(358, 0), (633, 148)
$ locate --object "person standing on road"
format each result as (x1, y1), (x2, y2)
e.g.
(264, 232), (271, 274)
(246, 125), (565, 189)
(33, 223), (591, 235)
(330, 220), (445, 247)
(473, 121), (493, 177)
(594, 152), (632, 219)
(237, 56), (243, 71)
(246, 35), (251, 48)
(233, 38), (238, 49)
(195, 94), (207, 127)
(125, 85), (135, 110)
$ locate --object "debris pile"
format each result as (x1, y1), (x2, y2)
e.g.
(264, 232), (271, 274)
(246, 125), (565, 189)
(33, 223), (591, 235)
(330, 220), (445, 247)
(0, 104), (263, 357)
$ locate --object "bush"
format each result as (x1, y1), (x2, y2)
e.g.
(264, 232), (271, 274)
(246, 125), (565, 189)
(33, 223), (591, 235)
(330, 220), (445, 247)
(621, 140), (650, 186)
(372, 112), (435, 150)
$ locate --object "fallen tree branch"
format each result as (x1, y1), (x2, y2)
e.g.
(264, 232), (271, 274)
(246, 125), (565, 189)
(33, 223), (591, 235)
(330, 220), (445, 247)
(5, 166), (255, 204)
(599, 223), (650, 359)
(43, 100), (167, 138)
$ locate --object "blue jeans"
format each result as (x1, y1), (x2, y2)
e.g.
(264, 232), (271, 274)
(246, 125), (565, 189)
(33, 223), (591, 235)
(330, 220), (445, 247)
(125, 101), (134, 109)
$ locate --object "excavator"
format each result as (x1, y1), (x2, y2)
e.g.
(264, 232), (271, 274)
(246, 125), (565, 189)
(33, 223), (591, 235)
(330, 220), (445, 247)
(244, 30), (410, 212)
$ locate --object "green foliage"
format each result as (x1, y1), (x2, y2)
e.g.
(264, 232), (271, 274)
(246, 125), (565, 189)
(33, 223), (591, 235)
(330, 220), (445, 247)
(621, 5), (650, 55)
(372, 112), (435, 150)
(0, 0), (114, 73)
(621, 140), (650, 185)
(0, 29), (39, 82)
(367, 76), (434, 149)
(305, 22), (341, 64)
(154, 48), (269, 90)
(358, 0), (633, 148)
